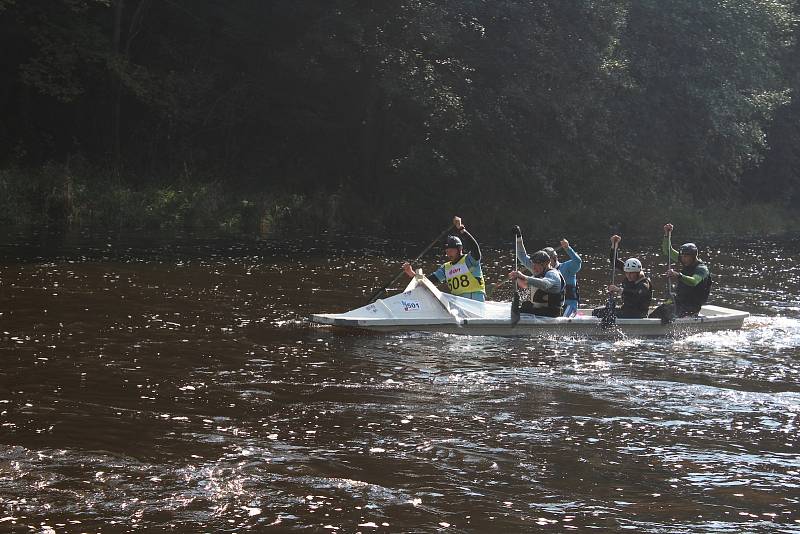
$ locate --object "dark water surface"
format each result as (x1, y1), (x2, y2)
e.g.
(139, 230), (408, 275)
(1, 234), (799, 532)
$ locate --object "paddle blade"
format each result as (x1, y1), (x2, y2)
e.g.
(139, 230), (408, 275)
(660, 301), (675, 325)
(600, 297), (616, 329)
(367, 270), (407, 304)
(511, 291), (521, 326)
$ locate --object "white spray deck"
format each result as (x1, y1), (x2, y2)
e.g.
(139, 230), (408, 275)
(310, 275), (749, 338)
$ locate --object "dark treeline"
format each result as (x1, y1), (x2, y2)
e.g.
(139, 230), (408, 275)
(0, 0), (798, 239)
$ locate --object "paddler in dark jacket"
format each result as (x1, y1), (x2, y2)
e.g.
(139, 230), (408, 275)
(649, 223), (712, 319)
(402, 216), (486, 301)
(593, 234), (652, 319)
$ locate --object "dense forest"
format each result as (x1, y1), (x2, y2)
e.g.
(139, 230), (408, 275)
(1, 0), (799, 239)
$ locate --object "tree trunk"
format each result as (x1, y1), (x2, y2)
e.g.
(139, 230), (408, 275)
(359, 60), (384, 202)
(111, 0), (123, 177)
(110, 0), (150, 178)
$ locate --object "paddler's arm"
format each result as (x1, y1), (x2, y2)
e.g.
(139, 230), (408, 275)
(428, 265), (445, 284)
(560, 238), (581, 273)
(609, 235), (625, 273)
(458, 227), (481, 262)
(609, 249), (626, 273)
(668, 264), (709, 286)
(662, 224), (679, 262)
(521, 271), (560, 291)
(564, 245), (581, 264)
(513, 226), (532, 271)
(662, 237), (679, 263)
(402, 261), (442, 284)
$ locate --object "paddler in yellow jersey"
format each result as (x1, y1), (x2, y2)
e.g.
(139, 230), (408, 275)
(402, 216), (486, 302)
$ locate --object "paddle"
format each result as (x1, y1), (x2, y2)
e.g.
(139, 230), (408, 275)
(366, 223), (454, 304)
(600, 241), (618, 328)
(661, 229), (676, 324)
(511, 234), (521, 325)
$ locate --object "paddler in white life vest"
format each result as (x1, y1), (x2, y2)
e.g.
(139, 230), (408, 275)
(508, 250), (566, 317)
(402, 216), (486, 302)
(514, 225), (582, 317)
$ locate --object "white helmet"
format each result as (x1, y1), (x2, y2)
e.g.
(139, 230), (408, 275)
(623, 258), (642, 272)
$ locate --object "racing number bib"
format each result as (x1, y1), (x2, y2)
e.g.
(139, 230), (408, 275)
(443, 257), (485, 295)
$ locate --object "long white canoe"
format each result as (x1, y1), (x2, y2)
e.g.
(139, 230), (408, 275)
(310, 275), (749, 338)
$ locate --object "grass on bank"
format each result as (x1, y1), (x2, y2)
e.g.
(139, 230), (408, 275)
(0, 165), (308, 236)
(0, 165), (797, 240)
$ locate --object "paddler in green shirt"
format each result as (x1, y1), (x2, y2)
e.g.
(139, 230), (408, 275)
(649, 223), (713, 319)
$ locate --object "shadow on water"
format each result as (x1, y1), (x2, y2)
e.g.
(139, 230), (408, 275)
(0, 233), (799, 531)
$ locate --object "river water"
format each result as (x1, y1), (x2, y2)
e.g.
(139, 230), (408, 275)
(0, 234), (798, 532)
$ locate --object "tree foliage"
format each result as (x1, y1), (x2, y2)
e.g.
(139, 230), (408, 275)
(0, 0), (797, 233)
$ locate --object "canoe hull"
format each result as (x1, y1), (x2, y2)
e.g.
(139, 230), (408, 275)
(312, 307), (747, 338)
(310, 277), (749, 338)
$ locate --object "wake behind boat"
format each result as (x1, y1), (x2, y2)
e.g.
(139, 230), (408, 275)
(310, 275), (749, 338)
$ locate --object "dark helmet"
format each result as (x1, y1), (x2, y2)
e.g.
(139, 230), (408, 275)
(679, 242), (698, 256)
(531, 250), (551, 264)
(445, 235), (463, 249)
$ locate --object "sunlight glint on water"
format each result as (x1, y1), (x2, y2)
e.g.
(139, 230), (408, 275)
(0, 235), (798, 531)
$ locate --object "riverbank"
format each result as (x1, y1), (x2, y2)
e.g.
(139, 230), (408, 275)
(1, 165), (797, 242)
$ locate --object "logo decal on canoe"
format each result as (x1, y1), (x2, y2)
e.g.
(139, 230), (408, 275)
(401, 300), (421, 312)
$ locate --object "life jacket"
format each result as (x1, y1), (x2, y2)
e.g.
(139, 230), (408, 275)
(620, 276), (652, 318)
(443, 255), (485, 296)
(675, 260), (712, 309)
(564, 284), (579, 301)
(531, 267), (566, 317)
(556, 263), (579, 301)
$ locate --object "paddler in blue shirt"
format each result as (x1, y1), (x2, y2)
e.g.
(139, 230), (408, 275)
(514, 226), (582, 316)
(402, 216), (486, 302)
